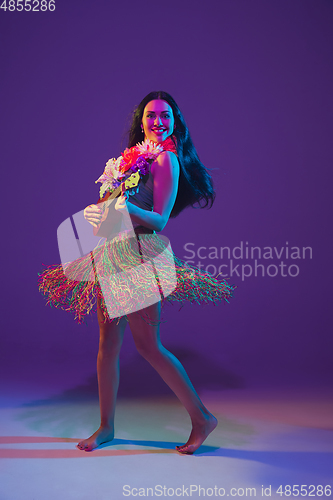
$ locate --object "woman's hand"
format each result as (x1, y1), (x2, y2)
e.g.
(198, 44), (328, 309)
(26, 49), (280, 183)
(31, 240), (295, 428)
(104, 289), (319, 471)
(83, 204), (103, 228)
(115, 192), (129, 212)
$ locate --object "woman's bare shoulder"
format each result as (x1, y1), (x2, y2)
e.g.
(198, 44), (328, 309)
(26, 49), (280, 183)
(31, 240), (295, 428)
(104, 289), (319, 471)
(151, 150), (179, 176)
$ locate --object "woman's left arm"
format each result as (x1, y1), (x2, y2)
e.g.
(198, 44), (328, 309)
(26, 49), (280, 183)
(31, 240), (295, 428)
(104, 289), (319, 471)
(115, 151), (180, 232)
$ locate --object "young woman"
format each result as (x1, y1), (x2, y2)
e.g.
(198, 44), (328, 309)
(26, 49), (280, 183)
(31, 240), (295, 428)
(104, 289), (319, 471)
(39, 91), (235, 455)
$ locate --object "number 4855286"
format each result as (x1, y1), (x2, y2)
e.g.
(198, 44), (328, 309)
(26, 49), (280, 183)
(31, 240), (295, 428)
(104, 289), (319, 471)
(0, 0), (55, 11)
(276, 485), (332, 496)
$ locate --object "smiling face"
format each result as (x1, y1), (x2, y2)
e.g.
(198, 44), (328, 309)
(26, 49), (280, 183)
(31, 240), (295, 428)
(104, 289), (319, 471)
(141, 99), (175, 143)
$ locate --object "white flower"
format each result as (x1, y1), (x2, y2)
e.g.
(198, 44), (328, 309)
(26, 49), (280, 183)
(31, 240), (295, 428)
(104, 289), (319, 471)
(95, 155), (124, 198)
(136, 138), (163, 159)
(96, 156), (122, 185)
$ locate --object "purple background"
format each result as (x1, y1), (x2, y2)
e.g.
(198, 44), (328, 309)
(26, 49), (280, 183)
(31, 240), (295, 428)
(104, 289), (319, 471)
(1, 0), (332, 403)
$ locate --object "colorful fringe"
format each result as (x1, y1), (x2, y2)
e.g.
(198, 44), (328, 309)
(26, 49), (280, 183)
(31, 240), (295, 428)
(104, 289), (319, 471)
(38, 233), (236, 324)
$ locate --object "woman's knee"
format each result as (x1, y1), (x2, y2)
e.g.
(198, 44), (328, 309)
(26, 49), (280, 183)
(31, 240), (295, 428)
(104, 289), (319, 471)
(98, 335), (122, 359)
(135, 338), (163, 361)
(98, 319), (126, 356)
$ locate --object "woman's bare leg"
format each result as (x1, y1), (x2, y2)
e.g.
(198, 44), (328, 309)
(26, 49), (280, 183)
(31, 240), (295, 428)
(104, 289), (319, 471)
(126, 302), (217, 454)
(77, 300), (127, 451)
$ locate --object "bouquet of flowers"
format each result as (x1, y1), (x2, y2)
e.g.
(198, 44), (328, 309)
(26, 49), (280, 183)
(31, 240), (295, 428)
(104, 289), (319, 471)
(96, 138), (165, 199)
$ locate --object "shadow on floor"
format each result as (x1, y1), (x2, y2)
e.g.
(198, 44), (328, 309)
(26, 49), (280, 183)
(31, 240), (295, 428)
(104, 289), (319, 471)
(0, 434), (332, 478)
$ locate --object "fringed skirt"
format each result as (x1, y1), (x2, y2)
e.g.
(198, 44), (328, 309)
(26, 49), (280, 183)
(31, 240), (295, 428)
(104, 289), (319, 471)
(38, 230), (236, 324)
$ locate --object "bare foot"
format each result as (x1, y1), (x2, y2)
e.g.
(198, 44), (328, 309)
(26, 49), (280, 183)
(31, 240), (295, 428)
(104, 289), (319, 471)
(76, 425), (114, 452)
(176, 412), (217, 455)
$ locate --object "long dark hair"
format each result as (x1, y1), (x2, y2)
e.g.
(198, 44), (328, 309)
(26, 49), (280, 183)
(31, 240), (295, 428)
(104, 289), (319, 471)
(128, 91), (216, 218)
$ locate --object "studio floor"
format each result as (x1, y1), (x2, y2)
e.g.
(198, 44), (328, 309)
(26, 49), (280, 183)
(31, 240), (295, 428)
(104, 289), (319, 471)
(0, 387), (332, 500)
